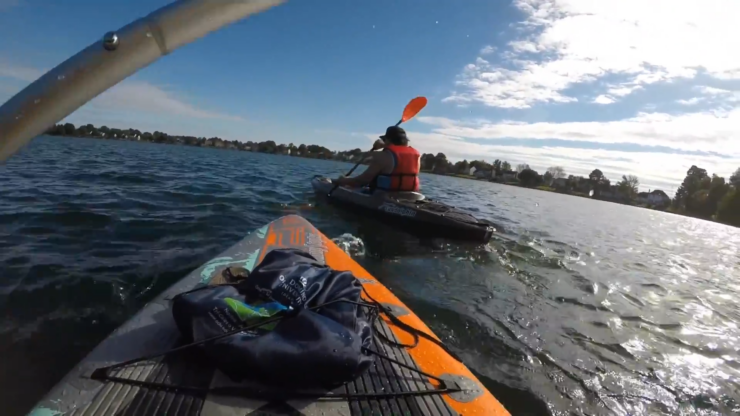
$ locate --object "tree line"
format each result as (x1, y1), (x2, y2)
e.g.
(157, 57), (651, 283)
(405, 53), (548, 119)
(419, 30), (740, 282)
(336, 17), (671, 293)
(418, 153), (739, 227)
(45, 122), (364, 161)
(45, 122), (740, 227)
(672, 165), (740, 226)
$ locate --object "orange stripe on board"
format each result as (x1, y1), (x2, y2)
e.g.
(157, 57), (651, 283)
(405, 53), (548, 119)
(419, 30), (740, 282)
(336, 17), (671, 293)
(266, 228), (277, 245)
(316, 231), (510, 416)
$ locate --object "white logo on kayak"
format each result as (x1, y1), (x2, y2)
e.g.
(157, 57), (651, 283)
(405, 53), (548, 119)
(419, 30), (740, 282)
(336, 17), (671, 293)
(378, 202), (416, 217)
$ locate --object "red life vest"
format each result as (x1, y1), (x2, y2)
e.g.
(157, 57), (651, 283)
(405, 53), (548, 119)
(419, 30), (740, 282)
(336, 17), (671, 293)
(374, 144), (421, 192)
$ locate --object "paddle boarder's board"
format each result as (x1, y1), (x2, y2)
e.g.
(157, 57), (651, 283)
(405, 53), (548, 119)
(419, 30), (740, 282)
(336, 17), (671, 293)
(28, 215), (509, 416)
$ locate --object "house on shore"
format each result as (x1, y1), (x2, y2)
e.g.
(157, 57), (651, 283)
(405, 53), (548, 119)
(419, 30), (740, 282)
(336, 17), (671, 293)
(597, 185), (633, 203)
(500, 170), (518, 182)
(551, 177), (568, 189)
(474, 169), (492, 179)
(638, 190), (671, 207)
(490, 170), (518, 182)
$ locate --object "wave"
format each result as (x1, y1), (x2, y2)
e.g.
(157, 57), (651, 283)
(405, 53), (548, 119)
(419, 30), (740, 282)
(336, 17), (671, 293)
(1, 137), (739, 416)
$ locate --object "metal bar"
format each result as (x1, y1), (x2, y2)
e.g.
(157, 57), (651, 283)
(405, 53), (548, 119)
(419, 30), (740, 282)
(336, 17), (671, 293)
(0, 0), (286, 162)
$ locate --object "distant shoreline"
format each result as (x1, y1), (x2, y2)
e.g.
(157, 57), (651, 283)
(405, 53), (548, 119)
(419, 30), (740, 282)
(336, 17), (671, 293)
(45, 122), (371, 164)
(44, 122), (739, 228)
(416, 171), (737, 228)
(419, 169), (663, 206)
(46, 133), (664, 210)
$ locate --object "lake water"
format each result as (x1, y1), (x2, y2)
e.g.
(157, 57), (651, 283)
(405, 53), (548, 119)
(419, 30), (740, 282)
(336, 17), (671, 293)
(1, 136), (739, 416)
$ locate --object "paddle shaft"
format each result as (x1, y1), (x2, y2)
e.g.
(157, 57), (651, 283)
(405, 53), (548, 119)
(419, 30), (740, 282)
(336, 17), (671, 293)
(327, 118), (402, 196)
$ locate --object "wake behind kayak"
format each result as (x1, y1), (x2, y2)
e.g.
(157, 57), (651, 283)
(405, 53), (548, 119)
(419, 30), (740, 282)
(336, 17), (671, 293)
(312, 176), (494, 243)
(27, 215), (509, 416)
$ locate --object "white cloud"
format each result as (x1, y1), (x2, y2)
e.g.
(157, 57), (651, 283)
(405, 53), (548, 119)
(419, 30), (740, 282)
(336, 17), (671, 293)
(714, 69), (740, 80)
(417, 111), (740, 156)
(676, 85), (740, 107)
(677, 97), (704, 106)
(444, 54), (583, 108)
(608, 84), (643, 97)
(697, 86), (732, 95)
(508, 40), (538, 53)
(0, 61), (44, 82)
(0, 59), (245, 123)
(85, 81), (245, 122)
(447, 0), (740, 108)
(480, 45), (496, 55)
(437, 3), (740, 168)
(593, 95), (615, 105)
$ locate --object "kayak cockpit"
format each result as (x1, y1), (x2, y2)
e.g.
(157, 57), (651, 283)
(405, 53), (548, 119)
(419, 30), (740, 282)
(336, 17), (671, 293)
(386, 191), (426, 202)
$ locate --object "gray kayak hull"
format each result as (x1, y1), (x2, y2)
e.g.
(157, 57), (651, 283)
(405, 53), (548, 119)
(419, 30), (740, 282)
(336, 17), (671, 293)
(311, 177), (494, 243)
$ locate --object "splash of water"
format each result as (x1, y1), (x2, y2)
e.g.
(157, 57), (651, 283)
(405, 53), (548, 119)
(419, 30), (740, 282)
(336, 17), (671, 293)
(331, 233), (365, 257)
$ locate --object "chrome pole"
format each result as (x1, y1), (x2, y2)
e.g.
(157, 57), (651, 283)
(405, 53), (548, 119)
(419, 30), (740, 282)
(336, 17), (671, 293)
(0, 0), (286, 162)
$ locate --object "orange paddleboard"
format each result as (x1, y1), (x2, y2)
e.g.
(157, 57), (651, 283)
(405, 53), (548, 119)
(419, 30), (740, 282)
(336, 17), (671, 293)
(29, 214), (510, 416)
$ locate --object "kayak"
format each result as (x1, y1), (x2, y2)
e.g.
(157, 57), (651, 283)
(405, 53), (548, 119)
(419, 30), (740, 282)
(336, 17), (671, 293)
(27, 215), (509, 416)
(312, 176), (495, 243)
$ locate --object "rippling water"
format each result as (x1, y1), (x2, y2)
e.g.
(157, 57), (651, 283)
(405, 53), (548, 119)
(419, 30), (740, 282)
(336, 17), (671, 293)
(1, 136), (739, 415)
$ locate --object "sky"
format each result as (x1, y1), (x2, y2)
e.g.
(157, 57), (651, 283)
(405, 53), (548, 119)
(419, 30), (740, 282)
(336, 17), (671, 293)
(1, 0), (740, 193)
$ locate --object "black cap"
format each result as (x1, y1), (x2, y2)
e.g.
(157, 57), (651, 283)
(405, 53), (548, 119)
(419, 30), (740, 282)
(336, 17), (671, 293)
(379, 126), (408, 141)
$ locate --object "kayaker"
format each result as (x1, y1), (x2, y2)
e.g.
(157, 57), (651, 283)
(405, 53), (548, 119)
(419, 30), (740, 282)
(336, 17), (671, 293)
(333, 126), (421, 192)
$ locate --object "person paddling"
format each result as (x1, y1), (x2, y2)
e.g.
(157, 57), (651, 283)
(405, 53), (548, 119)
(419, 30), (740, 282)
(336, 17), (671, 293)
(333, 126), (421, 192)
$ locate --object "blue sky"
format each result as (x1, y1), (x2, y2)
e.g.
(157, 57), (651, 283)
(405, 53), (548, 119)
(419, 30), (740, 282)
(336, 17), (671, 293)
(2, 0), (739, 193)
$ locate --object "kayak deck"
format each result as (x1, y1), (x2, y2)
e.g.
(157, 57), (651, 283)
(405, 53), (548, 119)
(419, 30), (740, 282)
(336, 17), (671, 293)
(29, 215), (508, 416)
(311, 177), (494, 243)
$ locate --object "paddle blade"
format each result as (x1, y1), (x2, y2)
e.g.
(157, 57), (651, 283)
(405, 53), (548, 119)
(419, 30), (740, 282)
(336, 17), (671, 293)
(401, 97), (428, 123)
